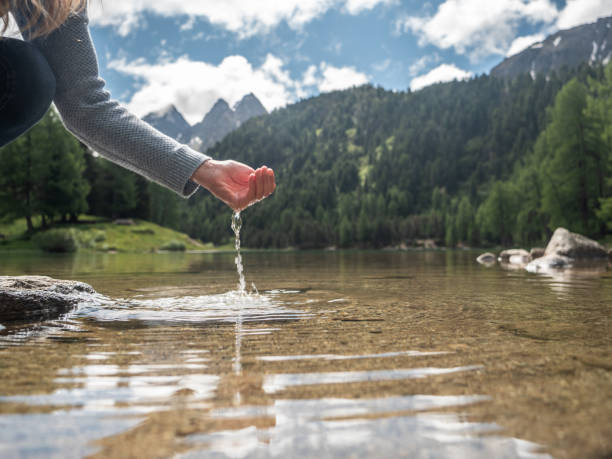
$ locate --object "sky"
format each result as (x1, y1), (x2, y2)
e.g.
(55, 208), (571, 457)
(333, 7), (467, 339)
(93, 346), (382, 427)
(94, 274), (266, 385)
(80, 0), (612, 124)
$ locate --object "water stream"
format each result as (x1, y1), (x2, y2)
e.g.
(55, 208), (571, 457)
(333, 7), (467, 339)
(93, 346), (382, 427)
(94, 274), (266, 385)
(231, 211), (245, 406)
(231, 211), (246, 295)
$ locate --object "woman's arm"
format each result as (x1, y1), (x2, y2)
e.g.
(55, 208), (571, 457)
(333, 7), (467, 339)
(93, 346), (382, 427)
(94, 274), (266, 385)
(15, 6), (208, 197)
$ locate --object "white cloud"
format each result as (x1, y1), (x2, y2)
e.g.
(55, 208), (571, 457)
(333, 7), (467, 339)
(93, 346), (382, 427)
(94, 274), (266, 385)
(90, 0), (393, 38)
(302, 65), (320, 87)
(408, 54), (440, 76)
(109, 55), (369, 123)
(557, 0), (612, 29)
(343, 0), (397, 14)
(399, 0), (612, 61)
(109, 54), (293, 123)
(410, 63), (472, 91)
(180, 16), (196, 32)
(506, 33), (545, 56)
(317, 63), (370, 92)
(300, 63), (369, 93)
(398, 0), (558, 59)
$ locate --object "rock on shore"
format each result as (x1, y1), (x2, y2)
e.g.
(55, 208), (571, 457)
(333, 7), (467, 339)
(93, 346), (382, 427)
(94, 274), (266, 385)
(0, 276), (97, 322)
(476, 228), (609, 273)
(526, 228), (608, 273)
(543, 228), (608, 259)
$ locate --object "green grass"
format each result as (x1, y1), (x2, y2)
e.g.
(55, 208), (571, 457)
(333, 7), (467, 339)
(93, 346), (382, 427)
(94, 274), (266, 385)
(158, 240), (186, 251)
(0, 216), (213, 253)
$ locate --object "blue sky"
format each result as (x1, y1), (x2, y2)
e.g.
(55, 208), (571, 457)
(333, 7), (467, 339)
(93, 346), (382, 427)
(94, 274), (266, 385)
(85, 0), (612, 124)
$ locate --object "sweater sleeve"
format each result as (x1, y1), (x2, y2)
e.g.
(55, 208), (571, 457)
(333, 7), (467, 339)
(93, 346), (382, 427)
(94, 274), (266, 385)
(16, 7), (209, 197)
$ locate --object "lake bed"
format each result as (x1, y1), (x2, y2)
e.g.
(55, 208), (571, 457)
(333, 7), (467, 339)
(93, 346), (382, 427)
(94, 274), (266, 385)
(0, 251), (610, 458)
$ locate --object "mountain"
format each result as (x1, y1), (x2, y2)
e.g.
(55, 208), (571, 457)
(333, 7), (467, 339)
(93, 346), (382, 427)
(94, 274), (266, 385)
(143, 104), (191, 142)
(143, 94), (268, 152)
(491, 16), (612, 80)
(234, 93), (268, 125)
(189, 99), (239, 152)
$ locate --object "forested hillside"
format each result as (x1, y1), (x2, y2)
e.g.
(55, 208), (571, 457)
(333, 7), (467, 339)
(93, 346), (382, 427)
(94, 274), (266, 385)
(178, 63), (611, 248)
(1, 63), (610, 249)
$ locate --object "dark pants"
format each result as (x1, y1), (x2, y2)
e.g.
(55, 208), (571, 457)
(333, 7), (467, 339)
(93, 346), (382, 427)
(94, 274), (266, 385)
(0, 38), (56, 147)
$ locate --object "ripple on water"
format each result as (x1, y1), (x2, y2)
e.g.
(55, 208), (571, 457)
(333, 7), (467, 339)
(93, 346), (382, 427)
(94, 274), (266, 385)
(75, 291), (313, 325)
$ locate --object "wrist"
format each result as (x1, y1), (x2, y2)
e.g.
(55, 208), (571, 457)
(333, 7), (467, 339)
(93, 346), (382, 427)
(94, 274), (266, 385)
(191, 158), (218, 190)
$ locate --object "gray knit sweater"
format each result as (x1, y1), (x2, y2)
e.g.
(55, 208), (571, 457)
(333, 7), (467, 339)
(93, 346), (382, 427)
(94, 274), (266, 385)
(14, 6), (210, 197)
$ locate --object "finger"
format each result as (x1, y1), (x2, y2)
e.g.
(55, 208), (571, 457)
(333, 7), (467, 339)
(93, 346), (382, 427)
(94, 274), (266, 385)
(255, 168), (266, 200)
(253, 169), (260, 201)
(267, 168), (276, 194)
(239, 173), (256, 210)
(262, 167), (271, 196)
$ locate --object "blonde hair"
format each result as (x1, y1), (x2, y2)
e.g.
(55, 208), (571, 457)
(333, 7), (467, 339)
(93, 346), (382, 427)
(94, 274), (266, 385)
(1, 0), (85, 38)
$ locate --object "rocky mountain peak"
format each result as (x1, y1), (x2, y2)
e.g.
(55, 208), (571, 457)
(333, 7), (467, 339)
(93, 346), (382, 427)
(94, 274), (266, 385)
(143, 93), (268, 153)
(491, 16), (612, 80)
(234, 93), (267, 125)
(142, 104), (190, 142)
(209, 99), (231, 113)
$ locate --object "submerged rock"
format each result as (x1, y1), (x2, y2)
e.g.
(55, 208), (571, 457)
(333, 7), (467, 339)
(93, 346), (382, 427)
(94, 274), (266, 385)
(525, 255), (573, 273)
(498, 249), (530, 265)
(0, 276), (96, 322)
(476, 252), (496, 266)
(544, 228), (608, 259)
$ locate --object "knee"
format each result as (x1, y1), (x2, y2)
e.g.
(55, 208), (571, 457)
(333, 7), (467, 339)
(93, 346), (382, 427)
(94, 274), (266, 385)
(0, 38), (56, 146)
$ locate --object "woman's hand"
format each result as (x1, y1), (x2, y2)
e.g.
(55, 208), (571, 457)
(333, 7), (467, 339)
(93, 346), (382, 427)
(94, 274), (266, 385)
(191, 159), (276, 211)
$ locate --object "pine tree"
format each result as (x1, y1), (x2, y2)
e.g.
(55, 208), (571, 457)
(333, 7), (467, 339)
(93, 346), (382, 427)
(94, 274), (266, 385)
(586, 63), (612, 231)
(540, 79), (602, 236)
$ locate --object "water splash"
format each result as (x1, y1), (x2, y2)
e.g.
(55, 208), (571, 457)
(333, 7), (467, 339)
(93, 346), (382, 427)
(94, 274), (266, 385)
(231, 211), (247, 295)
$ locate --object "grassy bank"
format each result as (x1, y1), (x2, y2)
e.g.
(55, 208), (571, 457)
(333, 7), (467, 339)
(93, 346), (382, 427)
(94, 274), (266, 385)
(0, 216), (214, 253)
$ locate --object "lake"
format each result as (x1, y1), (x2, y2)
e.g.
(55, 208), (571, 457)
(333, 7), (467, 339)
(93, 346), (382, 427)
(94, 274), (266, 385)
(0, 250), (610, 458)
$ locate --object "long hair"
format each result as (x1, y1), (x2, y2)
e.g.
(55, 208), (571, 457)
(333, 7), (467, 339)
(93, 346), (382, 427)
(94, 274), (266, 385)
(1, 0), (85, 38)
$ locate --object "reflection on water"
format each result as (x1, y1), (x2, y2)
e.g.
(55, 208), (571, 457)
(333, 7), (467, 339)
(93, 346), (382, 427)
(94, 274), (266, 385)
(184, 404), (549, 459)
(0, 412), (141, 459)
(262, 365), (483, 393)
(0, 251), (610, 458)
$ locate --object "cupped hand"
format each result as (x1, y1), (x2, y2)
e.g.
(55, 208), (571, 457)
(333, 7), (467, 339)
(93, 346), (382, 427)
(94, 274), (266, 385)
(191, 159), (276, 211)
